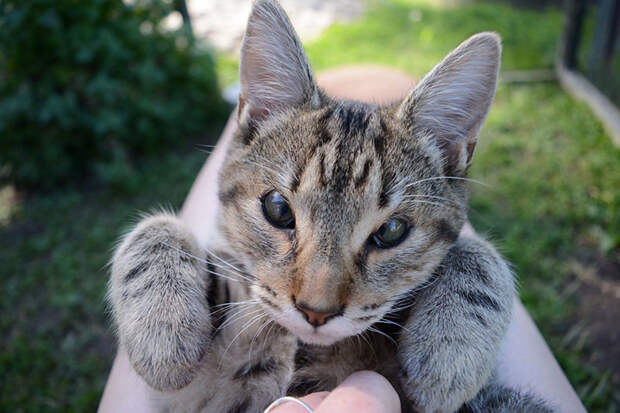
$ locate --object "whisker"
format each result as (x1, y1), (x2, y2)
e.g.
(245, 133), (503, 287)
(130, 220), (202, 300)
(210, 269), (252, 285)
(156, 241), (252, 285)
(221, 312), (269, 363)
(217, 312), (267, 370)
(207, 268), (252, 285)
(403, 194), (466, 208)
(211, 299), (260, 309)
(204, 248), (254, 281)
(374, 318), (412, 334)
(217, 307), (263, 332)
(243, 159), (287, 181)
(248, 318), (274, 362)
(206, 261), (254, 283)
(195, 144), (218, 149)
(244, 153), (292, 191)
(215, 306), (259, 331)
(357, 331), (378, 360)
(249, 152), (288, 174)
(210, 300), (260, 317)
(263, 319), (279, 343)
(404, 175), (490, 189)
(400, 199), (448, 209)
(367, 326), (398, 346)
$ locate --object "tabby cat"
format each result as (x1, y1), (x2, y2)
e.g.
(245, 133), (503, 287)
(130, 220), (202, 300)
(108, 1), (554, 412)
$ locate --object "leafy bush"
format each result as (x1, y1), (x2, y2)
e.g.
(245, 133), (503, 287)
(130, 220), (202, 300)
(0, 0), (227, 190)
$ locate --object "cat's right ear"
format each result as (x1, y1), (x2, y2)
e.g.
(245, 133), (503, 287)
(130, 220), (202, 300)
(238, 0), (319, 128)
(397, 32), (501, 176)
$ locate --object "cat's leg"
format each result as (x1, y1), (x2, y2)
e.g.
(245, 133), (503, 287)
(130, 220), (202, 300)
(397, 234), (515, 413)
(108, 213), (212, 391)
(458, 382), (555, 413)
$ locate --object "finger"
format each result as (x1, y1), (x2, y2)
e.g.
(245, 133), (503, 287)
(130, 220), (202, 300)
(315, 371), (401, 413)
(268, 392), (330, 413)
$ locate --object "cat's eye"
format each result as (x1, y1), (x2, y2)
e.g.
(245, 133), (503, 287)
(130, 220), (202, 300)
(262, 190), (295, 229)
(370, 218), (409, 248)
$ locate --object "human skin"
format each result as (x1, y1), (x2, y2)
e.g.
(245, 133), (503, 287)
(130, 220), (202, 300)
(267, 371), (401, 413)
(98, 67), (586, 413)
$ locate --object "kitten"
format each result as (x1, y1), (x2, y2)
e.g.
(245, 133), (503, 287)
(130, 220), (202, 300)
(108, 1), (554, 412)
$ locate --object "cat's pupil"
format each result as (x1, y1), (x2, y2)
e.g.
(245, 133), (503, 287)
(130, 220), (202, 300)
(262, 190), (295, 229)
(372, 218), (408, 248)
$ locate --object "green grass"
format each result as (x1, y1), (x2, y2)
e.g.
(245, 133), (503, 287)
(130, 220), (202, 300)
(0, 144), (219, 411)
(308, 0), (561, 74)
(216, 0), (562, 87)
(472, 84), (619, 410)
(2, 0), (619, 411)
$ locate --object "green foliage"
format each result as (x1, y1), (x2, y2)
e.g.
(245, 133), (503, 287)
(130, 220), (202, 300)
(0, 0), (227, 189)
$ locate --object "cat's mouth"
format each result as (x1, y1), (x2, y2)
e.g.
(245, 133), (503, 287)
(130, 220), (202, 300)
(261, 302), (368, 346)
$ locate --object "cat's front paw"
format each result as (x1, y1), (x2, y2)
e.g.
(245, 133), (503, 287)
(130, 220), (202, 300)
(397, 236), (515, 412)
(109, 213), (212, 391)
(124, 311), (209, 391)
(398, 353), (481, 413)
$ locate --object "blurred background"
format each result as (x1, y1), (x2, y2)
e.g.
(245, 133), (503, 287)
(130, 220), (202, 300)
(1, 0), (618, 411)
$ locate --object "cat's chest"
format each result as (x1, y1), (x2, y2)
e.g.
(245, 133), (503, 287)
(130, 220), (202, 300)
(287, 335), (403, 393)
(168, 292), (405, 412)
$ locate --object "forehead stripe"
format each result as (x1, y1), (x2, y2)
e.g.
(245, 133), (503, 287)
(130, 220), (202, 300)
(354, 158), (373, 189)
(290, 159), (304, 193)
(318, 107), (334, 144)
(378, 167), (394, 208)
(336, 104), (374, 136)
(318, 152), (328, 188)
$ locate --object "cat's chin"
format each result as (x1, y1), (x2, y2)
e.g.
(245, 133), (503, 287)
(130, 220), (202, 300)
(274, 318), (347, 346)
(294, 330), (344, 346)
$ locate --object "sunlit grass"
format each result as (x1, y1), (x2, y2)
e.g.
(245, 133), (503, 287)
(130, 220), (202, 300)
(471, 84), (619, 409)
(308, 0), (561, 75)
(0, 185), (20, 226)
(215, 0), (562, 85)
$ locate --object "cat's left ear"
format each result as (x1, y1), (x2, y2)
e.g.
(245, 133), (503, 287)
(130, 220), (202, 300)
(238, 0), (319, 127)
(398, 32), (501, 175)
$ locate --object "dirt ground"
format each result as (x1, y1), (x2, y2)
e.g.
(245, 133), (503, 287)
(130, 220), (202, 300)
(571, 251), (620, 383)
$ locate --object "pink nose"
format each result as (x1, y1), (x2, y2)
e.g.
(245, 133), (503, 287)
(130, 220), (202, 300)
(295, 301), (340, 327)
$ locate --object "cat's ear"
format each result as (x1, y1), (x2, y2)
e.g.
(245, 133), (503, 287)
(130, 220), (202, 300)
(238, 0), (319, 126)
(398, 32), (501, 175)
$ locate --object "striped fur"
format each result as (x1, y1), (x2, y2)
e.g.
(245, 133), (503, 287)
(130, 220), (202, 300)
(108, 1), (554, 411)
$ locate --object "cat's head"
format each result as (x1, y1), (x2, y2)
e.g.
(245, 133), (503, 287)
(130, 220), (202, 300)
(217, 0), (500, 345)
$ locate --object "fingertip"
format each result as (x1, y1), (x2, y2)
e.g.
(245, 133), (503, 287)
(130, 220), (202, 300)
(346, 370), (396, 389)
(268, 392), (329, 413)
(316, 370), (401, 413)
(346, 371), (401, 412)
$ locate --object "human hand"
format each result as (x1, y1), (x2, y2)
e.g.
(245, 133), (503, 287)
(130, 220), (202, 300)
(267, 371), (401, 413)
